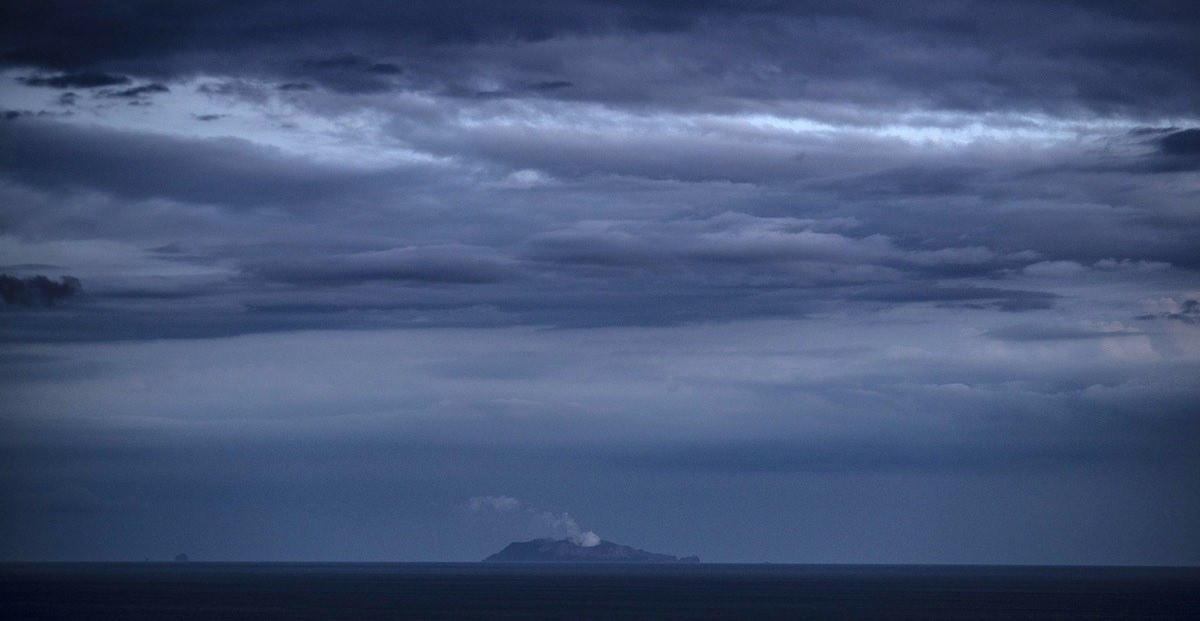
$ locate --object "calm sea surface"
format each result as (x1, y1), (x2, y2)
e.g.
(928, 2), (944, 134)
(2, 563), (1198, 620)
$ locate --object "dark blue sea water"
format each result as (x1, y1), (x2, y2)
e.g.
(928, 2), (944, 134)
(3, 562), (1198, 620)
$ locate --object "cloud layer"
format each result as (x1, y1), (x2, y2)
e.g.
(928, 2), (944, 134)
(0, 1), (1197, 564)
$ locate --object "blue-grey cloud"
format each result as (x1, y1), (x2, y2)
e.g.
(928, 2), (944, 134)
(854, 285), (1058, 313)
(1144, 128), (1200, 172)
(104, 82), (169, 98)
(0, 119), (415, 208)
(3, 1), (1198, 115)
(250, 245), (520, 286)
(983, 320), (1152, 341)
(2, 1), (1199, 566)
(0, 274), (81, 307)
(1158, 129), (1200, 156)
(18, 71), (129, 88)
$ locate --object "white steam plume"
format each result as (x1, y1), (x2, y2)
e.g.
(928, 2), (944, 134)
(570, 531), (601, 547)
(467, 496), (601, 546)
(538, 511), (600, 547)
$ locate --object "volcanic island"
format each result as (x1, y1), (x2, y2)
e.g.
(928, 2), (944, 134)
(484, 538), (700, 563)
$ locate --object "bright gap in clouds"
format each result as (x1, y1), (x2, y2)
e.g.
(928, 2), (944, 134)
(11, 67), (1186, 172)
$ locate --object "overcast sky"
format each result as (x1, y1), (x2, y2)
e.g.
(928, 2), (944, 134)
(1, 1), (1198, 564)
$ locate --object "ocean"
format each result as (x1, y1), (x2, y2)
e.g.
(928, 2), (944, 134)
(2, 562), (1198, 619)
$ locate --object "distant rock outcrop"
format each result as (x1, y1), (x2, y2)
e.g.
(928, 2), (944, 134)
(483, 538), (699, 563)
(173, 553), (189, 562)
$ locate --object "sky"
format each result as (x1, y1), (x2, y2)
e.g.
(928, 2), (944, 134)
(1, 1), (1198, 564)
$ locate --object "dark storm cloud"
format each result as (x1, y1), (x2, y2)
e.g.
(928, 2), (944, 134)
(1144, 128), (1200, 172)
(0, 274), (81, 307)
(1, 109), (63, 121)
(3, 1), (1198, 114)
(303, 56), (400, 74)
(0, 0), (706, 99)
(0, 119), (411, 208)
(294, 55), (406, 93)
(0, 0), (702, 70)
(104, 83), (169, 98)
(1065, 126), (1200, 176)
(1157, 128), (1200, 156)
(18, 71), (129, 88)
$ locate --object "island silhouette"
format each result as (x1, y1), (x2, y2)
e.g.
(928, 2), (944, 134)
(484, 538), (699, 563)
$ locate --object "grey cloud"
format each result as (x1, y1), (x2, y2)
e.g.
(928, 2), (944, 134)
(523, 213), (1015, 288)
(984, 323), (1141, 342)
(1, 263), (63, 271)
(1157, 129), (1200, 156)
(1139, 295), (1200, 325)
(0, 304), (371, 343)
(524, 229), (668, 269)
(530, 80), (573, 91)
(1111, 127), (1200, 173)
(443, 79), (576, 100)
(251, 245), (519, 285)
(3, 1), (1200, 567)
(815, 166), (984, 200)
(505, 287), (811, 328)
(0, 274), (81, 307)
(3, 2), (1198, 115)
(0, 109), (62, 121)
(0, 1), (701, 74)
(0, 119), (417, 208)
(195, 79), (273, 102)
(303, 55), (399, 73)
(1143, 128), (1200, 172)
(856, 285), (1058, 312)
(294, 55), (406, 93)
(18, 71), (129, 88)
(409, 121), (812, 184)
(104, 83), (169, 98)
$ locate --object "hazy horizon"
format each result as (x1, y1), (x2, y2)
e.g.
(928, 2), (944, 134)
(1, 1), (1198, 565)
